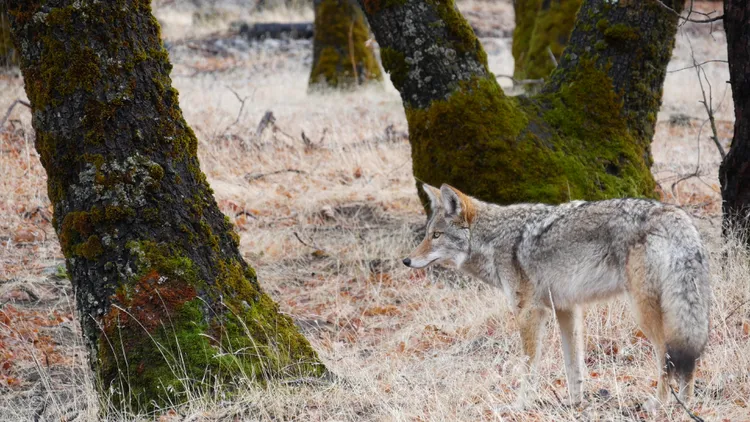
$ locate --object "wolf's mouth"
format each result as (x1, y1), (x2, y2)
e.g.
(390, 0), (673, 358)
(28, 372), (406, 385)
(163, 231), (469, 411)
(408, 258), (438, 269)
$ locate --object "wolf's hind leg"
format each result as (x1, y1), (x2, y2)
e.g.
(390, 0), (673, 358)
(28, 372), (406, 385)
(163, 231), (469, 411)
(678, 370), (695, 401)
(626, 245), (669, 404)
(556, 307), (584, 404)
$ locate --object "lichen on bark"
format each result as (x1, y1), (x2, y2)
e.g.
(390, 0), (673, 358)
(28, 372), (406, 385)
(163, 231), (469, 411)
(309, 0), (383, 90)
(7, 0), (325, 413)
(359, 0), (681, 207)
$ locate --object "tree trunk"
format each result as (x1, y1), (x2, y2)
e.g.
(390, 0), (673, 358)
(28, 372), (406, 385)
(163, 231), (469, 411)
(309, 0), (383, 89)
(0, 11), (17, 68)
(359, 0), (680, 206)
(7, 0), (324, 412)
(513, 0), (582, 81)
(720, 0), (750, 242)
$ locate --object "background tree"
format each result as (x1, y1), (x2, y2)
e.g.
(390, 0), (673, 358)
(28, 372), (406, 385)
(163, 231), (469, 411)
(360, 0), (681, 206)
(512, 0), (582, 81)
(720, 0), (750, 243)
(7, 0), (324, 412)
(0, 11), (17, 68)
(309, 0), (383, 89)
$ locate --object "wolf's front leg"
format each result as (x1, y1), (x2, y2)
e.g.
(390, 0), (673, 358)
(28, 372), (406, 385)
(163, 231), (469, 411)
(514, 306), (550, 408)
(556, 307), (584, 404)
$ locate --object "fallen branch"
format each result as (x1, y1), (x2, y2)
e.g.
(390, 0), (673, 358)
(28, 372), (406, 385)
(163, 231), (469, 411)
(236, 21), (509, 41)
(238, 22), (314, 40)
(244, 168), (307, 182)
(0, 99), (31, 133)
(292, 231), (328, 256)
(669, 386), (705, 422)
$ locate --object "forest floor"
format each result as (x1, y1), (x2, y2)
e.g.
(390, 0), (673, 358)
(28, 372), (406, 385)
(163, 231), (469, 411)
(1, 0), (748, 421)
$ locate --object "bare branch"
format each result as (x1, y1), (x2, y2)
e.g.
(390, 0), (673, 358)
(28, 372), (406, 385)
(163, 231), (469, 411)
(655, 0), (723, 24)
(692, 54), (725, 159)
(225, 86), (249, 127)
(668, 59), (728, 73)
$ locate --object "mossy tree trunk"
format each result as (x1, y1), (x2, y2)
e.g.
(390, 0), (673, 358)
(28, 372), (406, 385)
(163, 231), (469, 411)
(720, 1), (750, 243)
(0, 10), (18, 68)
(512, 0), (582, 81)
(7, 0), (324, 413)
(309, 0), (383, 89)
(359, 0), (680, 206)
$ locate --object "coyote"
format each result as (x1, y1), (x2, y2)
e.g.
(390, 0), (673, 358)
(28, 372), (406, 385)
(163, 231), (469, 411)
(403, 184), (710, 406)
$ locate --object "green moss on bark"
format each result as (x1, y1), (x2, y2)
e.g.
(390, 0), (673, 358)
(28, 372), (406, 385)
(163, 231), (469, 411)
(379, 47), (407, 90)
(0, 12), (18, 68)
(429, 0), (489, 69)
(513, 0), (581, 81)
(309, 0), (383, 90)
(8, 0), (325, 413)
(100, 242), (324, 409)
(512, 0), (541, 79)
(407, 70), (655, 205)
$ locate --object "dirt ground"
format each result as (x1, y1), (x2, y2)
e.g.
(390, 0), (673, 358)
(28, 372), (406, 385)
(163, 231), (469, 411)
(1, 1), (748, 420)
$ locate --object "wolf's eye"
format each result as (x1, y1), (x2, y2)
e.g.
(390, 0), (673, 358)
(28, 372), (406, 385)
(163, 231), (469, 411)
(432, 231), (442, 239)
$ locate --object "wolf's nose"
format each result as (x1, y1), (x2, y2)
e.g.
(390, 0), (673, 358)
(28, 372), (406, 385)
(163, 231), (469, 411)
(402, 258), (411, 267)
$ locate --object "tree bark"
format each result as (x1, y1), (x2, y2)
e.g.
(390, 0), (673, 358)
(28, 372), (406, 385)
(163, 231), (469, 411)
(0, 11), (18, 68)
(720, 0), (750, 241)
(7, 0), (324, 412)
(309, 0), (383, 89)
(512, 0), (582, 82)
(359, 0), (680, 206)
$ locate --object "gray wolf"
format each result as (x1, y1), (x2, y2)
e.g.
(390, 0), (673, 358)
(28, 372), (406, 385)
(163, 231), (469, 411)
(403, 184), (711, 406)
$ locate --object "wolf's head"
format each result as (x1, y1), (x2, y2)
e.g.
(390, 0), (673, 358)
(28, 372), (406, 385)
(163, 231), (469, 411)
(403, 184), (475, 269)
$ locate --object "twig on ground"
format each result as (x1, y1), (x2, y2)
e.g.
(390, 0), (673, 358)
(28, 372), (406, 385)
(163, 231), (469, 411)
(301, 129), (327, 151)
(245, 169), (307, 182)
(669, 386), (705, 422)
(234, 210), (258, 220)
(0, 99), (31, 133)
(293, 231), (327, 255)
(671, 170), (703, 197)
(723, 299), (749, 323)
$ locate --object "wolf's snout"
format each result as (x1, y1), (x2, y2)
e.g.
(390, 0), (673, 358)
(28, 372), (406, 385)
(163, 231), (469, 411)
(402, 257), (411, 267)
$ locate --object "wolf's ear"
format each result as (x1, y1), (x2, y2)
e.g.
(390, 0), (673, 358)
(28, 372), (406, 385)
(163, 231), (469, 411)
(422, 183), (442, 215)
(440, 184), (475, 225)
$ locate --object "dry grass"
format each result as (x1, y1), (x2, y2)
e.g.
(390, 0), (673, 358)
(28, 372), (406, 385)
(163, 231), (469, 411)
(1, 0), (749, 420)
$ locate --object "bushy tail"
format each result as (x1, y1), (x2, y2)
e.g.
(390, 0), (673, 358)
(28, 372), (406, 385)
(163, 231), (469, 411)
(658, 228), (711, 382)
(645, 209), (711, 384)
